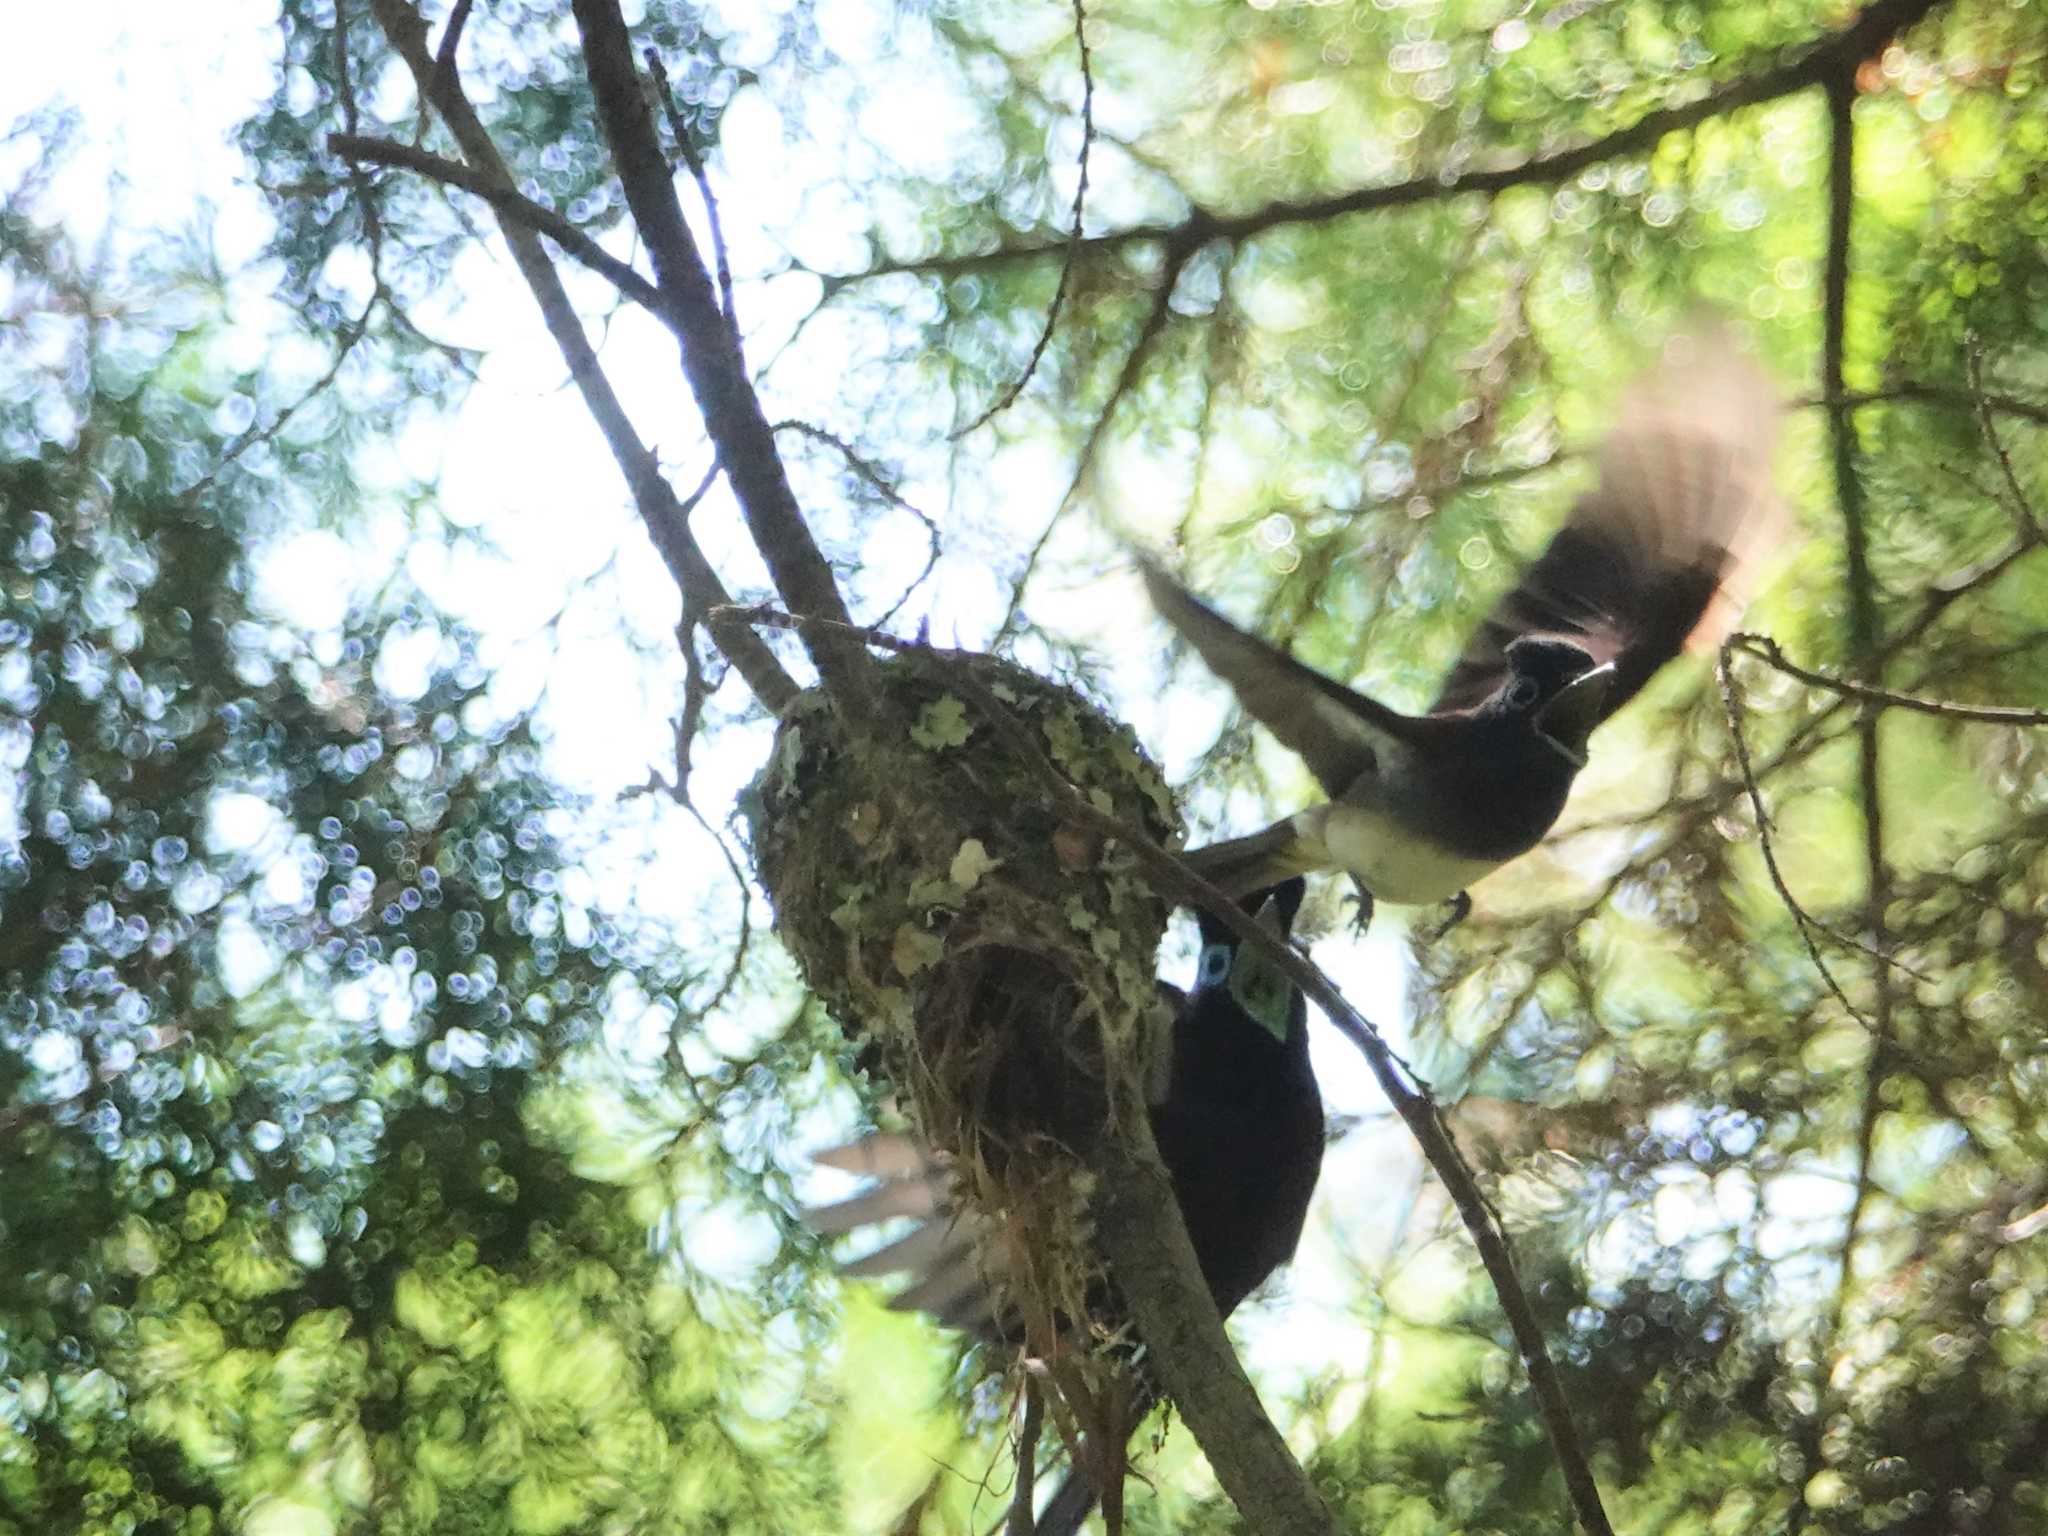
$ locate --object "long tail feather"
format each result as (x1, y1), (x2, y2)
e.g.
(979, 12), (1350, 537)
(1184, 821), (1321, 898)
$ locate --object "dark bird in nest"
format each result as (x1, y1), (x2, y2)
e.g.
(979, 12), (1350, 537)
(1144, 326), (1782, 935)
(802, 877), (1323, 1535)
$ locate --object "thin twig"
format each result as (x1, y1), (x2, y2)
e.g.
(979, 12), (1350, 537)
(832, 0), (1943, 286)
(684, 797), (754, 1018)
(771, 420), (943, 625)
(954, 0), (1096, 437)
(179, 299), (375, 503)
(1714, 640), (1873, 1031)
(328, 133), (665, 311)
(720, 605), (1617, 1536)
(1729, 632), (2048, 726)
(1803, 384), (2048, 429)
(1966, 345), (2048, 544)
(644, 47), (738, 337)
(993, 232), (1201, 644)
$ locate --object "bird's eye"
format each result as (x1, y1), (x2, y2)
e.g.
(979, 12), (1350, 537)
(1505, 676), (1540, 710)
(1197, 945), (1231, 987)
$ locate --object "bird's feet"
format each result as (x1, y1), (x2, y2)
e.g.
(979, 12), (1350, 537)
(1423, 890), (1472, 943)
(1344, 878), (1376, 937)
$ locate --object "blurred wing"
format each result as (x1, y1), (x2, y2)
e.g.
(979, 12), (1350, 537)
(801, 1131), (1006, 1336)
(1434, 326), (1784, 716)
(1140, 561), (1410, 794)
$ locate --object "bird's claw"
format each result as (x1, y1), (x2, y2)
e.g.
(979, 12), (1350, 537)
(1423, 890), (1472, 943)
(1344, 878), (1375, 937)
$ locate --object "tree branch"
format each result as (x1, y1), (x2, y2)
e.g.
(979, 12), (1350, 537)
(1729, 632), (2048, 725)
(833, 0), (1945, 285)
(329, 132), (664, 310)
(568, 0), (872, 704)
(953, 0), (1096, 437)
(1804, 384), (2048, 429)
(359, 0), (796, 716)
(994, 231), (1201, 644)
(1810, 59), (1892, 1529)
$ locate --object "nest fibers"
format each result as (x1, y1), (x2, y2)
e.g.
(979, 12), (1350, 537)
(744, 647), (1182, 1343)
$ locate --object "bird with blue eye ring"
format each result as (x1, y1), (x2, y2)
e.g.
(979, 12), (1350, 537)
(802, 877), (1322, 1536)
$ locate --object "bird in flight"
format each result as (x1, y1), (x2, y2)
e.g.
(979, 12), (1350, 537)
(1145, 326), (1781, 931)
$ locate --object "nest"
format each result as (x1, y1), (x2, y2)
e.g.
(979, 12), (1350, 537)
(743, 647), (1182, 1336)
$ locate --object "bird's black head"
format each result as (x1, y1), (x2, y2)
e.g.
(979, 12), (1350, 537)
(1194, 876), (1306, 955)
(1495, 635), (1614, 767)
(1192, 878), (1307, 1043)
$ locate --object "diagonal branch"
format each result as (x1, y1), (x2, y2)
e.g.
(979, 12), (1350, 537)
(835, 0), (1946, 285)
(359, 0), (796, 716)
(329, 133), (664, 310)
(569, 0), (872, 704)
(994, 231), (1203, 643)
(953, 0), (1097, 437)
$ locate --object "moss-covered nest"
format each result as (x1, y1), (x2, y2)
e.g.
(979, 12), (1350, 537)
(743, 647), (1183, 1335)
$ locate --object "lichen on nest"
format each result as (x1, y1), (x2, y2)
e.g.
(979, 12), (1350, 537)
(742, 646), (1183, 1335)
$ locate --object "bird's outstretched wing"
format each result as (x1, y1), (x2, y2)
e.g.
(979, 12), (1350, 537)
(1434, 326), (1784, 717)
(1140, 561), (1412, 793)
(802, 1131), (1003, 1333)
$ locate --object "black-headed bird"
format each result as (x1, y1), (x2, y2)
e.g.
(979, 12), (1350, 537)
(1144, 329), (1781, 929)
(802, 878), (1323, 1535)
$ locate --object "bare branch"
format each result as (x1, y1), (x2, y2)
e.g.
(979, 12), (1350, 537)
(1966, 345), (2048, 544)
(1714, 639), (1874, 1033)
(1803, 384), (2048, 429)
(833, 0), (1944, 285)
(994, 233), (1202, 643)
(423, 0), (475, 142)
(328, 132), (664, 313)
(1730, 632), (2048, 726)
(954, 0), (1097, 437)
(771, 420), (943, 625)
(644, 47), (738, 336)
(570, 0), (872, 701)
(360, 0), (796, 715)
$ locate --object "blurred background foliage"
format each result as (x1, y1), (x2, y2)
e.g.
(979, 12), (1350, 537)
(8, 0), (2048, 1532)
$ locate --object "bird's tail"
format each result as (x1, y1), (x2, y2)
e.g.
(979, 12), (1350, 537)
(1593, 319), (1787, 651)
(1184, 820), (1320, 898)
(1031, 1466), (1098, 1536)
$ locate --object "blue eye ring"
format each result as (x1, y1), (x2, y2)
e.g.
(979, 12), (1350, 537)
(1196, 944), (1231, 987)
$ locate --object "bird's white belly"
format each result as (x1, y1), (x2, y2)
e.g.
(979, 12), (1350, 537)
(1308, 805), (1500, 906)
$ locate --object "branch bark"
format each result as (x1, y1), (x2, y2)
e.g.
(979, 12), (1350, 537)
(835, 0), (1945, 284)
(358, 0), (797, 716)
(568, 0), (872, 704)
(328, 133), (662, 311)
